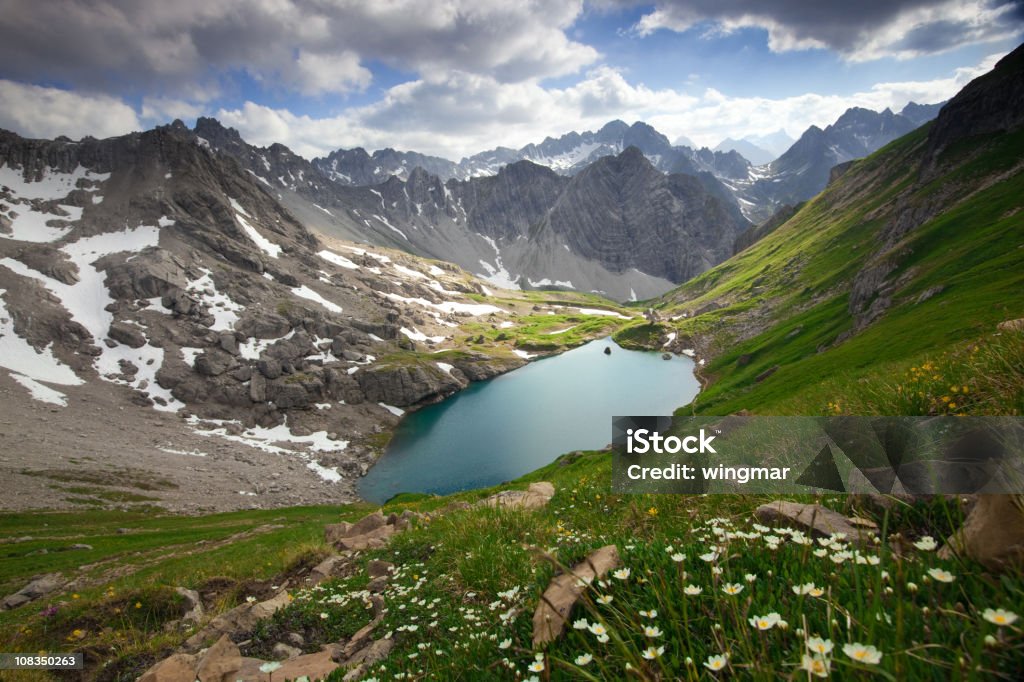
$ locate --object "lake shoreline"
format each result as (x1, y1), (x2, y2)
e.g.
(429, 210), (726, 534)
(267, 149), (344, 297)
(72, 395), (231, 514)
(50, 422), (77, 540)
(358, 336), (700, 503)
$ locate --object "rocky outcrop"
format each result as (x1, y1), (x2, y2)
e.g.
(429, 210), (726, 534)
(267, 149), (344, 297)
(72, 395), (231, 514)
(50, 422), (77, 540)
(141, 633), (345, 682)
(355, 363), (465, 407)
(923, 44), (1024, 174)
(479, 482), (555, 510)
(324, 510), (420, 551)
(182, 591), (291, 653)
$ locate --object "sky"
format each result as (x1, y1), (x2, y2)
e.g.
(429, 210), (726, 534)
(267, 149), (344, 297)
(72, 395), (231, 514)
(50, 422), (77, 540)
(0, 1), (1021, 161)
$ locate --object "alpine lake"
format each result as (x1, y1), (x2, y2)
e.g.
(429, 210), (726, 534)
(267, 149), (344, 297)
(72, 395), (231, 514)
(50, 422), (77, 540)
(358, 337), (700, 503)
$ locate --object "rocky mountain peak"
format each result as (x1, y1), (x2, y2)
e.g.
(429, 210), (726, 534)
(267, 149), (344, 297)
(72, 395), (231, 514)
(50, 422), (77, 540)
(596, 119), (630, 139)
(900, 101), (946, 126)
(924, 42), (1024, 166)
(194, 117), (244, 147)
(622, 122), (672, 151)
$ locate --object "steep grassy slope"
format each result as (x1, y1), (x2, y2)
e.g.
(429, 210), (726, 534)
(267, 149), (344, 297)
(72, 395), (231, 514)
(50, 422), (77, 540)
(632, 95), (1024, 416)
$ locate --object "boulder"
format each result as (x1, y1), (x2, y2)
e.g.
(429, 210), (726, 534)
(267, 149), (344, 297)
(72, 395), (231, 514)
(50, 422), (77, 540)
(257, 357), (282, 379)
(235, 311), (291, 339)
(532, 545), (621, 646)
(753, 501), (877, 545)
(337, 525), (394, 551)
(272, 649), (340, 681)
(265, 331), (316, 362)
(162, 289), (198, 317)
(2, 573), (64, 610)
(343, 638), (394, 677)
(479, 482), (555, 510)
(938, 494), (1024, 570)
(175, 586), (204, 625)
(194, 634), (243, 682)
(218, 332), (239, 355)
(138, 653), (199, 682)
(108, 321), (147, 348)
(350, 319), (399, 340)
(348, 510), (387, 536)
(195, 349), (237, 377)
(104, 248), (188, 299)
(268, 382), (311, 409)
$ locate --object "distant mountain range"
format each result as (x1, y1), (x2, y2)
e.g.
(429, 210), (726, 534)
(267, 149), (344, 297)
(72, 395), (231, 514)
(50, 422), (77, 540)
(194, 115), (748, 299)
(184, 99), (945, 296)
(721, 102), (944, 220)
(308, 102), (943, 224)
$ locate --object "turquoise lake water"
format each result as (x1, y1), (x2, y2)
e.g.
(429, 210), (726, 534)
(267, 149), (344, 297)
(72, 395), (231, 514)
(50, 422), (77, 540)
(358, 337), (700, 503)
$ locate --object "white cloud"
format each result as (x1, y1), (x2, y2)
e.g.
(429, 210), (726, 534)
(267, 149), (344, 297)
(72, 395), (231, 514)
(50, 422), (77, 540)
(141, 97), (205, 124)
(0, 80), (141, 140)
(631, 0), (1022, 62)
(288, 50), (372, 96)
(213, 52), (1003, 159)
(0, 0), (597, 100)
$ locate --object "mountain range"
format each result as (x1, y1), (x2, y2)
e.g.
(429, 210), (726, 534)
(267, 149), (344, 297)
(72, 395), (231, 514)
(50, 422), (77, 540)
(180, 100), (943, 299)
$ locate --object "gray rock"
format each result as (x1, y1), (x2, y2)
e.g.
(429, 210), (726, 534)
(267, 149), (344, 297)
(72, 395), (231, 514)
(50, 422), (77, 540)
(257, 357), (282, 379)
(265, 331), (316, 362)
(104, 248), (187, 299)
(479, 482), (555, 510)
(250, 372), (267, 402)
(218, 332), (239, 355)
(939, 495), (1024, 571)
(161, 289), (197, 317)
(2, 573), (65, 610)
(272, 642), (302, 660)
(194, 349), (237, 376)
(175, 586), (204, 624)
(308, 555), (347, 585)
(269, 382), (310, 409)
(235, 311), (291, 339)
(108, 321), (147, 348)
(754, 501), (877, 545)
(356, 364), (463, 407)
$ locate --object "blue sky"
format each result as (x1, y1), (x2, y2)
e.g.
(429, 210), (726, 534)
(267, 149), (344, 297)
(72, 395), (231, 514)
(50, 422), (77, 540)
(0, 1), (1020, 160)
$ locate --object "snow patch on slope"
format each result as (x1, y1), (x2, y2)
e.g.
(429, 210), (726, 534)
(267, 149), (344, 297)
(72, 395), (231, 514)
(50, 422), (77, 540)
(292, 285), (343, 313)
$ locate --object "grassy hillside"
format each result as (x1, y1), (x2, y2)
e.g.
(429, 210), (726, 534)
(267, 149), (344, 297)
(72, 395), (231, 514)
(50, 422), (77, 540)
(618, 121), (1024, 417)
(2, 453), (1022, 680)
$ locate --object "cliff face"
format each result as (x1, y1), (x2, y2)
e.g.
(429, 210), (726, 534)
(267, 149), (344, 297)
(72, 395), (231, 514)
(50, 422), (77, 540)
(447, 161), (567, 242)
(923, 45), (1024, 171)
(544, 147), (746, 283)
